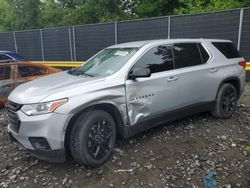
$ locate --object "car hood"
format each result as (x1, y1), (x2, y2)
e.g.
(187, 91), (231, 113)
(8, 71), (105, 104)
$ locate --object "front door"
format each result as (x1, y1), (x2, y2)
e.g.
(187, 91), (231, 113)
(125, 45), (181, 125)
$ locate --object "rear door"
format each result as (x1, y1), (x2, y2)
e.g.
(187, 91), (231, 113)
(172, 42), (217, 107)
(125, 44), (181, 125)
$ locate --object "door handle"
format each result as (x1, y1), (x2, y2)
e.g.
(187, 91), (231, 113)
(210, 68), (218, 73)
(167, 76), (178, 82)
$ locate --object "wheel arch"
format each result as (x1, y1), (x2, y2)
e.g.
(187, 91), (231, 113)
(64, 103), (125, 154)
(218, 77), (241, 99)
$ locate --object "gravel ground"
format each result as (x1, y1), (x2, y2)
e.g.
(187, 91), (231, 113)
(0, 83), (249, 188)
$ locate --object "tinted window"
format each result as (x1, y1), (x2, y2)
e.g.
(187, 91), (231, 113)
(173, 43), (203, 69)
(134, 45), (174, 73)
(6, 52), (24, 60)
(18, 66), (46, 78)
(0, 66), (11, 80)
(212, 42), (241, 59)
(198, 43), (210, 63)
(0, 54), (11, 61)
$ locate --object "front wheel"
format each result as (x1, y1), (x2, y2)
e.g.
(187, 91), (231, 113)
(69, 110), (116, 167)
(211, 83), (238, 118)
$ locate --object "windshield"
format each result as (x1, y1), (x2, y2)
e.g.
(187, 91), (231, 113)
(68, 48), (138, 77)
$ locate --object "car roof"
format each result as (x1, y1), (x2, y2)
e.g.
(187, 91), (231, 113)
(0, 51), (16, 54)
(107, 38), (232, 48)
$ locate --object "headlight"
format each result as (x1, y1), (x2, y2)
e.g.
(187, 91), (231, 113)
(21, 98), (68, 116)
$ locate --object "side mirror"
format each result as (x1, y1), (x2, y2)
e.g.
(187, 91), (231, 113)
(129, 67), (151, 80)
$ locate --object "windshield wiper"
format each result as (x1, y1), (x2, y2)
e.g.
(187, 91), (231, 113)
(67, 69), (93, 77)
(76, 72), (93, 77)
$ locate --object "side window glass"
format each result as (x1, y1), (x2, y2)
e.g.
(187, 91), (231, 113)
(198, 43), (210, 63)
(0, 54), (10, 61)
(18, 66), (46, 78)
(133, 45), (174, 74)
(0, 66), (11, 80)
(212, 42), (241, 59)
(173, 43), (203, 69)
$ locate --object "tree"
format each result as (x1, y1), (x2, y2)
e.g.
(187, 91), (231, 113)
(68, 0), (133, 24)
(129, 0), (183, 18)
(0, 0), (13, 31)
(57, 0), (86, 8)
(40, 0), (70, 27)
(174, 0), (250, 14)
(7, 0), (41, 30)
(1, 0), (250, 31)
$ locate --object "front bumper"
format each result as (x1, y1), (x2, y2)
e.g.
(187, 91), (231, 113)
(8, 131), (65, 163)
(7, 110), (70, 163)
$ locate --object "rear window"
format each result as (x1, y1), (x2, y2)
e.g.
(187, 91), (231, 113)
(212, 42), (241, 59)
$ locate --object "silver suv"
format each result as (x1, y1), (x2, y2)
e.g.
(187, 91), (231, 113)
(6, 39), (246, 167)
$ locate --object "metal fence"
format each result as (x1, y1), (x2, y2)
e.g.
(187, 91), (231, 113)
(0, 8), (250, 61)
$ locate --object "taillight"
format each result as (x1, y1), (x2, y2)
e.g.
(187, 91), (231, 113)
(238, 61), (246, 68)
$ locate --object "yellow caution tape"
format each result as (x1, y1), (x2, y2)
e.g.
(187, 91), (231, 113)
(31, 61), (84, 67)
(246, 62), (250, 71)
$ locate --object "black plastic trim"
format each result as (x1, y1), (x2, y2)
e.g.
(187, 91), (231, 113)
(8, 132), (66, 163)
(123, 101), (214, 138)
(27, 149), (66, 163)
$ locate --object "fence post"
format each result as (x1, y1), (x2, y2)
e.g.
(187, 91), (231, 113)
(40, 29), (45, 61)
(13, 32), (18, 53)
(168, 16), (171, 39)
(237, 8), (244, 50)
(68, 27), (73, 61)
(72, 26), (77, 61)
(115, 21), (118, 44)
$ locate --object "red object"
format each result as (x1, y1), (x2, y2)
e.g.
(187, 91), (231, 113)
(238, 61), (246, 68)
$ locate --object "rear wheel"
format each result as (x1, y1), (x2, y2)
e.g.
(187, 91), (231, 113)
(211, 83), (238, 118)
(69, 110), (116, 167)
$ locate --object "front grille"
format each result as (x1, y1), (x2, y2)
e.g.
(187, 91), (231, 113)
(5, 101), (22, 133)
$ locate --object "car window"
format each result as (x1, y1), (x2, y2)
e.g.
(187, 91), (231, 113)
(0, 54), (11, 61)
(70, 48), (138, 77)
(198, 43), (210, 63)
(18, 66), (46, 78)
(133, 45), (174, 74)
(7, 52), (24, 60)
(173, 43), (203, 69)
(212, 42), (241, 59)
(0, 66), (11, 80)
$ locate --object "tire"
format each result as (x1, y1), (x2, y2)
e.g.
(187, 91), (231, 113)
(211, 83), (238, 119)
(69, 110), (116, 167)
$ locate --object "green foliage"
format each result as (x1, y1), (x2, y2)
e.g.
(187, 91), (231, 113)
(0, 0), (13, 31)
(7, 0), (41, 30)
(174, 0), (250, 14)
(131, 0), (183, 18)
(0, 0), (249, 31)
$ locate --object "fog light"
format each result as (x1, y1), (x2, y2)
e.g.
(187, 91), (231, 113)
(29, 137), (51, 150)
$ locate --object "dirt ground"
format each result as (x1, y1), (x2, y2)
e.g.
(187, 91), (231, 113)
(0, 83), (250, 188)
